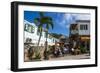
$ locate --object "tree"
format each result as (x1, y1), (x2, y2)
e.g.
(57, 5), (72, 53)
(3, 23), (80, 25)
(34, 12), (54, 59)
(34, 12), (44, 51)
(43, 17), (54, 59)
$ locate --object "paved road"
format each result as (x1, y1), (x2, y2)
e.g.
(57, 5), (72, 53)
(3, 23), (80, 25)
(49, 54), (90, 60)
(25, 53), (90, 62)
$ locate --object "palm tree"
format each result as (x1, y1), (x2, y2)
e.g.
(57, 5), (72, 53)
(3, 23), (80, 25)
(33, 12), (44, 60)
(34, 12), (54, 59)
(43, 17), (54, 59)
(34, 12), (44, 50)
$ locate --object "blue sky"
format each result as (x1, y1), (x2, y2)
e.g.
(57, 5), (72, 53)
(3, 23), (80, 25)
(24, 11), (90, 36)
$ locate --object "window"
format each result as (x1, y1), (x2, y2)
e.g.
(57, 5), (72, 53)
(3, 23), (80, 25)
(31, 26), (35, 33)
(28, 25), (32, 32)
(24, 23), (35, 33)
(85, 25), (88, 30)
(80, 25), (88, 30)
(24, 24), (28, 31)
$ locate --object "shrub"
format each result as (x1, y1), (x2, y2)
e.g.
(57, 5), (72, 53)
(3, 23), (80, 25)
(34, 47), (41, 60)
(35, 53), (41, 59)
(80, 47), (87, 53)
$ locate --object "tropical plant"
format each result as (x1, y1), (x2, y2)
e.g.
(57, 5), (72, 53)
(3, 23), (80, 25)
(34, 50), (41, 60)
(34, 12), (54, 60)
(43, 17), (54, 59)
(34, 12), (44, 50)
(80, 45), (87, 53)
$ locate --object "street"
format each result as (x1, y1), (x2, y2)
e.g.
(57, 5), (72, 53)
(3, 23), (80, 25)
(49, 54), (90, 60)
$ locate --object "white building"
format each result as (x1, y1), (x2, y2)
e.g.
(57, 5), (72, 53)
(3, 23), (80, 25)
(76, 20), (90, 36)
(70, 14), (90, 49)
(24, 20), (58, 46)
(70, 14), (90, 36)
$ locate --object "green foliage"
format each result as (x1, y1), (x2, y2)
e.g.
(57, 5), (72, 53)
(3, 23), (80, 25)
(34, 52), (41, 60)
(33, 12), (54, 60)
(80, 46), (87, 53)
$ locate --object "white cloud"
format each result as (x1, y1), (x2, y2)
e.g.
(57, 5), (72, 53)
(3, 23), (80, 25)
(59, 13), (90, 29)
(75, 14), (90, 20)
(59, 13), (76, 28)
(66, 25), (70, 28)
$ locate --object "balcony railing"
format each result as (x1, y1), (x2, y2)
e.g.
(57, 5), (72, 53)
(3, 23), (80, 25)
(71, 30), (78, 34)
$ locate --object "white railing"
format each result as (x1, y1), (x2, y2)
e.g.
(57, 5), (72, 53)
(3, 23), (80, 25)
(71, 30), (78, 34)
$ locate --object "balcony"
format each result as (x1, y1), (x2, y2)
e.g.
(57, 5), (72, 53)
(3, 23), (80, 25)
(70, 30), (78, 34)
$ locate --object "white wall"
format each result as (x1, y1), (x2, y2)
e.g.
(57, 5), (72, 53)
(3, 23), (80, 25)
(0, 0), (99, 73)
(24, 20), (45, 45)
(78, 22), (90, 35)
(24, 20), (56, 46)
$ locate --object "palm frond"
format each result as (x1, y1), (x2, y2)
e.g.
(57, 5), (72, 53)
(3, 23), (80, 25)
(34, 18), (40, 25)
(40, 12), (44, 17)
(39, 17), (54, 29)
(49, 22), (54, 29)
(38, 24), (43, 32)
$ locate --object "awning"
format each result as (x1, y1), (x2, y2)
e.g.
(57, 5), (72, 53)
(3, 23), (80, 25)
(81, 36), (90, 40)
